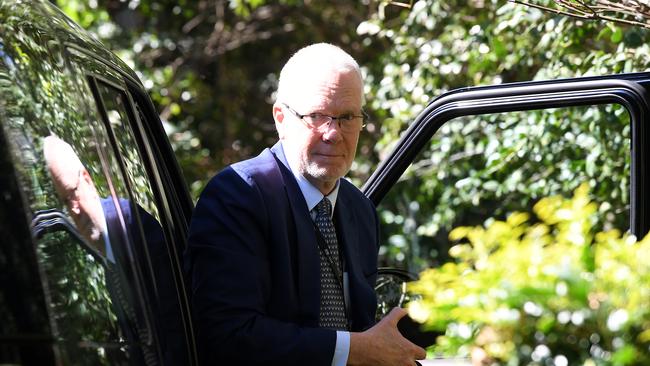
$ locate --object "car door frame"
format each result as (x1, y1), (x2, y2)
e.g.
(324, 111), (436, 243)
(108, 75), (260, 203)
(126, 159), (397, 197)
(363, 72), (650, 238)
(64, 42), (198, 364)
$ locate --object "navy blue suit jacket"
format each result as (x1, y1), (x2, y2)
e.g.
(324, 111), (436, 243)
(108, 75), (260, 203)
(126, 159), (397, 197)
(186, 143), (380, 365)
(101, 198), (185, 365)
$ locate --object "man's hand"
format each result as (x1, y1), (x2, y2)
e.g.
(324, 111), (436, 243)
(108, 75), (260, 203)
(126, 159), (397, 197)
(348, 307), (426, 366)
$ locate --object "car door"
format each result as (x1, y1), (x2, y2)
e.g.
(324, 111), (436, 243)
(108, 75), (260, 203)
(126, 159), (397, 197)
(0, 1), (196, 364)
(64, 46), (197, 365)
(366, 72), (650, 360)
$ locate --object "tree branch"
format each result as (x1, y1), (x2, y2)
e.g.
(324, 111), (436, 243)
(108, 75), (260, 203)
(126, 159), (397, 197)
(509, 0), (650, 29)
(509, 0), (593, 19)
(386, 1), (413, 9)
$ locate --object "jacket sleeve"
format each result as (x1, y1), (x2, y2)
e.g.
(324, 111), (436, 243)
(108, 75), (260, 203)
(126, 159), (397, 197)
(185, 167), (336, 366)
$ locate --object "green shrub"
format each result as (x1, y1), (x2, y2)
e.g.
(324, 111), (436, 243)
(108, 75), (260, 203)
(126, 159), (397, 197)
(408, 184), (650, 365)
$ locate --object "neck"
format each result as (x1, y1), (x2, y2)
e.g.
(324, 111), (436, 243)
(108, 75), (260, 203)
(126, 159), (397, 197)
(310, 177), (337, 196)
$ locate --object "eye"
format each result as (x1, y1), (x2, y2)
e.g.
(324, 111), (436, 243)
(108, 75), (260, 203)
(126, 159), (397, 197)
(307, 113), (328, 122)
(338, 114), (354, 122)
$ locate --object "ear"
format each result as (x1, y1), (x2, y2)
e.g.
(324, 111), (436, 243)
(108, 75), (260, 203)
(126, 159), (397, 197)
(81, 169), (93, 186)
(76, 169), (98, 200)
(273, 103), (286, 139)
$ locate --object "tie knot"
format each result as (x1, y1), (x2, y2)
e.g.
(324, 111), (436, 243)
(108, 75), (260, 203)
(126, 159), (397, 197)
(316, 197), (332, 218)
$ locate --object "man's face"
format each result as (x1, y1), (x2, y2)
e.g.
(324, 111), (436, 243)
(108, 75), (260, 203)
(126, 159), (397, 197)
(275, 69), (363, 194)
(52, 169), (104, 243)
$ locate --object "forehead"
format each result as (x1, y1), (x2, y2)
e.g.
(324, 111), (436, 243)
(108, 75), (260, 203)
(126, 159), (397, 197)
(48, 161), (79, 190)
(287, 68), (362, 112)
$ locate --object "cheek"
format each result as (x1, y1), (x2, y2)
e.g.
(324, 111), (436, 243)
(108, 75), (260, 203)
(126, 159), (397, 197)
(346, 134), (360, 154)
(287, 129), (320, 153)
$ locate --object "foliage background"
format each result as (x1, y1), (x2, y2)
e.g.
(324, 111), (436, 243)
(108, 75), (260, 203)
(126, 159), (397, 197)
(408, 185), (650, 364)
(56, 0), (650, 271)
(50, 0), (650, 362)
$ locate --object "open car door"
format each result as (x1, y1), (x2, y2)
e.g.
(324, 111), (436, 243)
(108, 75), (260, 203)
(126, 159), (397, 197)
(367, 72), (650, 364)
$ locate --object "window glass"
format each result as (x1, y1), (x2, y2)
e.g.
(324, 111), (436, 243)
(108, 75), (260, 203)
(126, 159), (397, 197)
(0, 18), (142, 363)
(96, 83), (161, 222)
(0, 27), (55, 364)
(94, 80), (189, 365)
(1, 46), (160, 365)
(378, 104), (630, 273)
(38, 132), (152, 365)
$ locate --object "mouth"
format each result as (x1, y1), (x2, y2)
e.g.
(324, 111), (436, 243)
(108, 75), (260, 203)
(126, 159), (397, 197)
(312, 154), (345, 164)
(312, 151), (344, 158)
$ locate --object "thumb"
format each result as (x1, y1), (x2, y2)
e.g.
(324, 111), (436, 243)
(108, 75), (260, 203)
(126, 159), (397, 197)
(384, 307), (409, 326)
(387, 308), (428, 359)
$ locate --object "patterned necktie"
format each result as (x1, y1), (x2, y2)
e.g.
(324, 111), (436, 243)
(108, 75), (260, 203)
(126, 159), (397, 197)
(314, 197), (348, 330)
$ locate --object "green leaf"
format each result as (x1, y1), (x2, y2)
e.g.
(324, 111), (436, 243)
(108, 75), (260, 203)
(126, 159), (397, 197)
(611, 27), (624, 43)
(611, 344), (636, 365)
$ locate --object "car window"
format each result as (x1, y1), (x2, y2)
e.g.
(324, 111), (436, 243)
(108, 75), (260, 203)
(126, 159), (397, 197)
(0, 18), (150, 362)
(39, 131), (160, 365)
(0, 28), (170, 366)
(1, 2), (197, 364)
(0, 102), (152, 365)
(90, 78), (192, 365)
(377, 104), (630, 273)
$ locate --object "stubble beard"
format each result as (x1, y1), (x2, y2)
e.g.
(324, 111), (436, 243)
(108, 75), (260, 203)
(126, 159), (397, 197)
(303, 159), (350, 189)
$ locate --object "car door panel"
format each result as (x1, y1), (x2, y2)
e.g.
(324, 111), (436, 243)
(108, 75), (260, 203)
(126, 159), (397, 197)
(369, 73), (650, 362)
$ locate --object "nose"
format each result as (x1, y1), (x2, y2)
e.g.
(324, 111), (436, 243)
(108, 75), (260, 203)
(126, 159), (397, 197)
(321, 118), (343, 143)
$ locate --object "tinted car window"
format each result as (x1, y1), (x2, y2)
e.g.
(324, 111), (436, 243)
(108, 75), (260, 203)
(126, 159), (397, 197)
(91, 79), (191, 364)
(1, 1), (196, 364)
(38, 128), (158, 364)
(0, 7), (127, 362)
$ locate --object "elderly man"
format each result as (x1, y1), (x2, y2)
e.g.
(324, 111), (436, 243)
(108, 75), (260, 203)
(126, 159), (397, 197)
(186, 43), (425, 365)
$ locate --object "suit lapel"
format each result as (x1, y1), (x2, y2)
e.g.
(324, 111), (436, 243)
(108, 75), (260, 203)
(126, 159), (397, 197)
(270, 143), (321, 326)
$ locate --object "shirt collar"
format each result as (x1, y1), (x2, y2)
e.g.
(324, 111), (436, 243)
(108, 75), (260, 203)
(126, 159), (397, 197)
(279, 141), (339, 217)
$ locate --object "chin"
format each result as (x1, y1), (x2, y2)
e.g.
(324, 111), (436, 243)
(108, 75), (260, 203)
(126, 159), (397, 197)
(307, 165), (347, 181)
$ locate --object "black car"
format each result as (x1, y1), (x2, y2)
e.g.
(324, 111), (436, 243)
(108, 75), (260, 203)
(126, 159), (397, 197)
(1, 1), (195, 364)
(2, 1), (650, 365)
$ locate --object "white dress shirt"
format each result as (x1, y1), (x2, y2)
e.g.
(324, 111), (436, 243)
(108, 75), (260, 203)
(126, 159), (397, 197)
(279, 142), (351, 366)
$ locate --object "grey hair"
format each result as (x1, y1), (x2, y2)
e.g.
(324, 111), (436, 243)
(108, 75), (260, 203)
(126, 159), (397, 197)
(276, 43), (364, 104)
